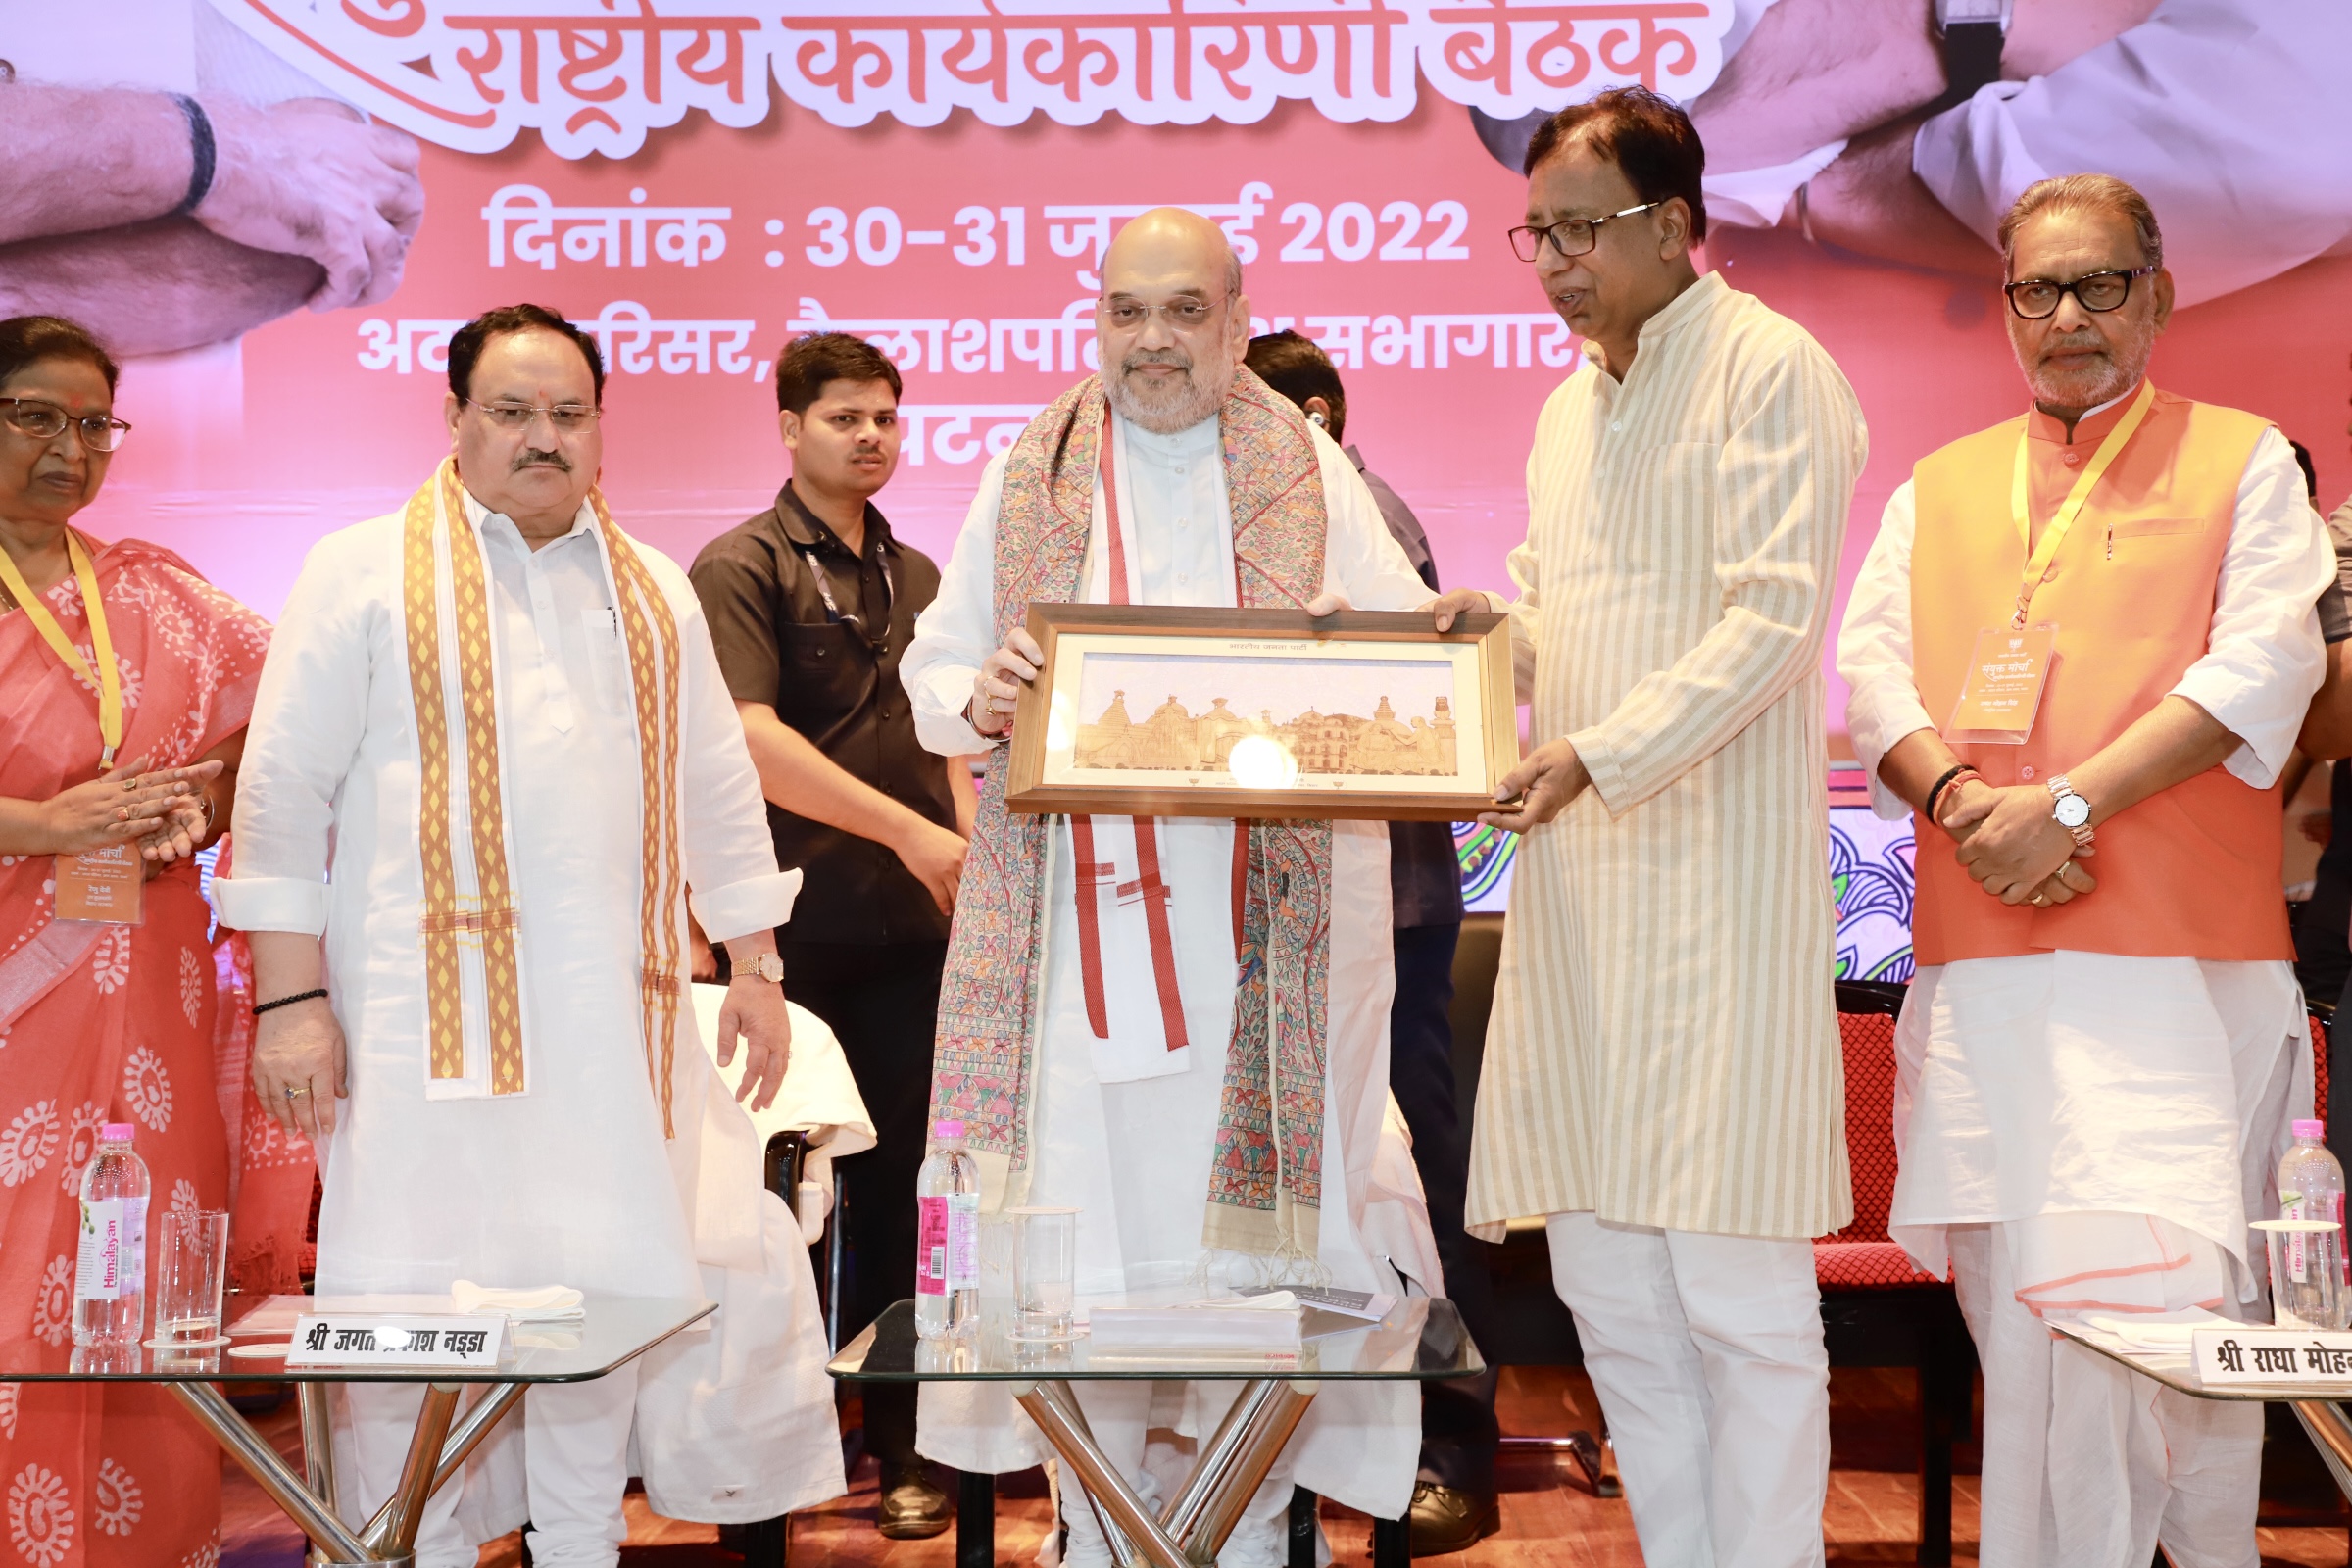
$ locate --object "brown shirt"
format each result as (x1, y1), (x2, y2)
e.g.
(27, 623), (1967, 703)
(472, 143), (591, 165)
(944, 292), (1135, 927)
(690, 484), (955, 945)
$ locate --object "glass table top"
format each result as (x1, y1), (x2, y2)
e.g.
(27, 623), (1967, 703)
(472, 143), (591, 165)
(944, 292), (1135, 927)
(2052, 1318), (2348, 1403)
(831, 1297), (1485, 1382)
(0, 1294), (712, 1384)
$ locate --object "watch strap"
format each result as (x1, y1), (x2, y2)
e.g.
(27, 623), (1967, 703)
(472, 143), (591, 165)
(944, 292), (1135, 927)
(1927, 20), (2004, 114)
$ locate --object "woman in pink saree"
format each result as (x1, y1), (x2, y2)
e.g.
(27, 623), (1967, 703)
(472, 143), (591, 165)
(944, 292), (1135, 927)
(0, 316), (288, 1567)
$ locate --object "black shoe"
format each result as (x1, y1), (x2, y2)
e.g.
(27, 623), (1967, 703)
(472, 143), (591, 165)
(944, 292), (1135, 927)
(1406, 1481), (1499, 1557)
(877, 1467), (954, 1540)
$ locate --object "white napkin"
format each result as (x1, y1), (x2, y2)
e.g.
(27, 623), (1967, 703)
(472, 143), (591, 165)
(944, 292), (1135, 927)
(2082, 1306), (2223, 1351)
(451, 1281), (586, 1322)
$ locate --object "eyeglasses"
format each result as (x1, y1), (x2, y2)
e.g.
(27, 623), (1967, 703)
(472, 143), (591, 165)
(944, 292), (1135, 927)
(1506, 201), (1664, 263)
(466, 398), (602, 434)
(1099, 297), (1222, 331)
(0, 398), (130, 452)
(2002, 267), (2158, 320)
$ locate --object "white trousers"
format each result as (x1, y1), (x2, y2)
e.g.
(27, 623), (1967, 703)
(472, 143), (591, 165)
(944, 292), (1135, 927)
(344, 1364), (640, 1568)
(1545, 1213), (1830, 1568)
(1056, 1381), (1298, 1568)
(1948, 1223), (2261, 1568)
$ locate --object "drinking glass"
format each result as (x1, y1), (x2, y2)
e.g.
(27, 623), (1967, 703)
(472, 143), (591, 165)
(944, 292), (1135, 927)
(2262, 1217), (2349, 1329)
(149, 1209), (230, 1348)
(1011, 1206), (1078, 1341)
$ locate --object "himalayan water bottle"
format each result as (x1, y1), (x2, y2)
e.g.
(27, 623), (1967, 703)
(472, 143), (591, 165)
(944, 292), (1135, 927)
(73, 1123), (151, 1348)
(915, 1119), (980, 1340)
(2277, 1118), (2350, 1330)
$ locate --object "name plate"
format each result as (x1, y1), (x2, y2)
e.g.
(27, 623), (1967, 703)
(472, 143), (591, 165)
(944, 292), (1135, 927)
(286, 1313), (508, 1368)
(2193, 1326), (2352, 1386)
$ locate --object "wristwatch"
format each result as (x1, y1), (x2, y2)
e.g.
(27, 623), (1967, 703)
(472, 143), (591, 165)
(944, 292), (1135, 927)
(1931, 0), (2009, 111)
(741, 953), (786, 984)
(2047, 775), (2094, 848)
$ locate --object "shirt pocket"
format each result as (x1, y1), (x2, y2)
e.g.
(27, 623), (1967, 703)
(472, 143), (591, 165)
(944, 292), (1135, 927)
(2106, 516), (2206, 544)
(1595, 440), (1717, 578)
(778, 619), (866, 729)
(579, 605), (626, 710)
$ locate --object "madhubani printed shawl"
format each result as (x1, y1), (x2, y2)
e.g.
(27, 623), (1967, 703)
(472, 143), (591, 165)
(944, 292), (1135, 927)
(929, 368), (1337, 1258)
(399, 460), (691, 1133)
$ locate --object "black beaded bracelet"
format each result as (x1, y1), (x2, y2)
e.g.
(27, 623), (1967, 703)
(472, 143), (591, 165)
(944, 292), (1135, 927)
(253, 988), (328, 1017)
(1923, 763), (1978, 827)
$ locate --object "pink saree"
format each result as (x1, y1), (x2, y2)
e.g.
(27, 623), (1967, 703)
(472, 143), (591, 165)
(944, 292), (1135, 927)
(0, 535), (295, 1568)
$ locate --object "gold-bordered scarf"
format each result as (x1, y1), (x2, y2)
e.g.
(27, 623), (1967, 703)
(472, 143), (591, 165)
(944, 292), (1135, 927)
(399, 460), (690, 1133)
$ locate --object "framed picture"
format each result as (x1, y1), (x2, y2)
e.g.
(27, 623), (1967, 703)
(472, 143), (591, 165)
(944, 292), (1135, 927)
(1004, 605), (1519, 821)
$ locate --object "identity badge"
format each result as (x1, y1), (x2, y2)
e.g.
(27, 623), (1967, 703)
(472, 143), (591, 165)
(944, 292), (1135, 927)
(55, 843), (144, 925)
(1947, 624), (2055, 744)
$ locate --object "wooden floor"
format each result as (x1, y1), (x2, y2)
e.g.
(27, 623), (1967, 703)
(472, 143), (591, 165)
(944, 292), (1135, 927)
(223, 1368), (2352, 1567)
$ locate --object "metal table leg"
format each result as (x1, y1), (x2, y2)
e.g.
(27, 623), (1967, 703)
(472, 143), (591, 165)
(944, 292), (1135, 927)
(171, 1378), (527, 1567)
(2292, 1400), (2352, 1501)
(169, 1381), (375, 1565)
(1012, 1378), (1322, 1568)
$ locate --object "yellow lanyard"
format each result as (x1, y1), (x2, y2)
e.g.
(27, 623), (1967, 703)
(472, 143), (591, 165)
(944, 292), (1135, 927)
(2005, 379), (2155, 628)
(0, 531), (123, 770)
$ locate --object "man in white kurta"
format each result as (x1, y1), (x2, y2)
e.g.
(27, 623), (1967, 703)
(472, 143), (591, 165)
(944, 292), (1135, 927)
(899, 210), (1436, 1566)
(1453, 92), (1865, 1568)
(217, 309), (842, 1562)
(1837, 179), (2329, 1568)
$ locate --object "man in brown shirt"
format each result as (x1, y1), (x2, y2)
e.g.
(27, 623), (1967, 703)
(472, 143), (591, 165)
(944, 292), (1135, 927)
(690, 332), (973, 1539)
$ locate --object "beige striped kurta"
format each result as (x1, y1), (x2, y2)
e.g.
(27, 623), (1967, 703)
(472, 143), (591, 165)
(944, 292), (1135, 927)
(1465, 271), (1865, 1242)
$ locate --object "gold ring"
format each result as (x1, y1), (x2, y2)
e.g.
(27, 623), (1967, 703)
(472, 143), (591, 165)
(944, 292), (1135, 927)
(122, 778), (140, 793)
(283, 1085), (311, 1099)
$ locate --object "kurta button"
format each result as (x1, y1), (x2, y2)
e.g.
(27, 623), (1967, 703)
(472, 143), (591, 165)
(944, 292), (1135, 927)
(2062, 451), (2082, 466)
(2020, 765), (2035, 780)
(1610, 421), (1623, 432)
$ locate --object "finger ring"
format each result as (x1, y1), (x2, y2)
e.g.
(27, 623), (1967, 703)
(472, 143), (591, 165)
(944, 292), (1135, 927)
(284, 1085), (312, 1099)
(122, 778), (140, 793)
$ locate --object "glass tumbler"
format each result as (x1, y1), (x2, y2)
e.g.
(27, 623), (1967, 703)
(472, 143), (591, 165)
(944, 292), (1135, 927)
(149, 1209), (231, 1348)
(2263, 1217), (2349, 1330)
(1011, 1206), (1078, 1341)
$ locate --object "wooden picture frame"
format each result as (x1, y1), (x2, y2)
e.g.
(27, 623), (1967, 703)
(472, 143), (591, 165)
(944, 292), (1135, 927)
(1004, 605), (1519, 821)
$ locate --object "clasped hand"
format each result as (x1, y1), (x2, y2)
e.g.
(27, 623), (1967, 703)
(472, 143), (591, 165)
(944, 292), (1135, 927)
(42, 756), (220, 867)
(1943, 781), (2097, 906)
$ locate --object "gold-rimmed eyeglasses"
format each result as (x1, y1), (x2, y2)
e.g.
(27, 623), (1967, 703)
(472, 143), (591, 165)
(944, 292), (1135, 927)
(0, 398), (131, 452)
(466, 398), (602, 434)
(1099, 296), (1222, 331)
(1506, 201), (1664, 263)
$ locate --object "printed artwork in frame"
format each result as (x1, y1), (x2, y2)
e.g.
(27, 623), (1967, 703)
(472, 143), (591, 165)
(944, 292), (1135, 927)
(1004, 605), (1519, 821)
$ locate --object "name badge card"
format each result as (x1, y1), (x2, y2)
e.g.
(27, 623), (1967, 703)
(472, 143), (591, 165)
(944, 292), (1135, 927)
(286, 1313), (509, 1369)
(2193, 1326), (2352, 1388)
(55, 844), (143, 925)
(1947, 624), (2056, 745)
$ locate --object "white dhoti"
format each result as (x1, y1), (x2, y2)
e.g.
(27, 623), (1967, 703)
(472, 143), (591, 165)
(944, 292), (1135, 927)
(1893, 953), (2309, 1568)
(1545, 1216), (1830, 1568)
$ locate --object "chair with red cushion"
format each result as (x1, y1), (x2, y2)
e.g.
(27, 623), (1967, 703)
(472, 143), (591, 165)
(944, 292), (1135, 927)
(1817, 979), (1975, 1568)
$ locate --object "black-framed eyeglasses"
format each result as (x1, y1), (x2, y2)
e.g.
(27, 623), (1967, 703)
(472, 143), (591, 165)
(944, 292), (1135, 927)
(2002, 267), (2158, 320)
(0, 398), (130, 452)
(1506, 201), (1664, 263)
(466, 398), (602, 434)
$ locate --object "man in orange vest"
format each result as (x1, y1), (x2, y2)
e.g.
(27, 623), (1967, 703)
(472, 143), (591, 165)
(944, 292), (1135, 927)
(1838, 174), (2332, 1567)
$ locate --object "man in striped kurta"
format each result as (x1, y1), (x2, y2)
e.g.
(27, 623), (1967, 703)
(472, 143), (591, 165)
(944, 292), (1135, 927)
(1449, 88), (1865, 1568)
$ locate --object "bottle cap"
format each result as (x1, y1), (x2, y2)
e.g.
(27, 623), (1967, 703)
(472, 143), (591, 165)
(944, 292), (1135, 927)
(933, 1118), (965, 1140)
(101, 1122), (135, 1142)
(2295, 1118), (2327, 1140)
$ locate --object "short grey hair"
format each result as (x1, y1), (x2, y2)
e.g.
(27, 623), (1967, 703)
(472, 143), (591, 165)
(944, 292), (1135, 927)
(1223, 245), (1244, 301)
(1996, 174), (2164, 275)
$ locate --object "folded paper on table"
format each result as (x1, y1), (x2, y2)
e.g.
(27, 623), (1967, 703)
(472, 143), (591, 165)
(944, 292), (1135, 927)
(452, 1280), (587, 1322)
(2076, 1306), (2226, 1352)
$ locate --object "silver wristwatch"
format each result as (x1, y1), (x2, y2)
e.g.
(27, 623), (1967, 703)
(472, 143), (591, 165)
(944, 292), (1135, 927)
(741, 953), (786, 984)
(2047, 775), (2094, 847)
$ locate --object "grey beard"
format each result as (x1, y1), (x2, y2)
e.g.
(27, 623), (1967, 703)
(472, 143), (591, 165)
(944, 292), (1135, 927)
(2024, 328), (2155, 416)
(1105, 359), (1229, 434)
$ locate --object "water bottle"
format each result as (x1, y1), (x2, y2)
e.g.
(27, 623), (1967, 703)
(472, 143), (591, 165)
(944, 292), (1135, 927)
(2277, 1118), (2349, 1330)
(73, 1123), (151, 1348)
(915, 1119), (980, 1340)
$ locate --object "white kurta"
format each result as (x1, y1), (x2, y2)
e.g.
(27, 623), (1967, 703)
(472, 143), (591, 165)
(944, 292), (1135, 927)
(899, 411), (1433, 1521)
(217, 494), (842, 1531)
(1837, 421), (2331, 1568)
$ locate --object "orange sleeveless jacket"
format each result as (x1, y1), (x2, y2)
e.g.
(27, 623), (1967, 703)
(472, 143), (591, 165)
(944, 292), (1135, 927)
(1908, 386), (2289, 964)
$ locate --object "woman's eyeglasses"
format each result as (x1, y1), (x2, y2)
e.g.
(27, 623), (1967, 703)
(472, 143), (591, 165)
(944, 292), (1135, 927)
(0, 398), (130, 452)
